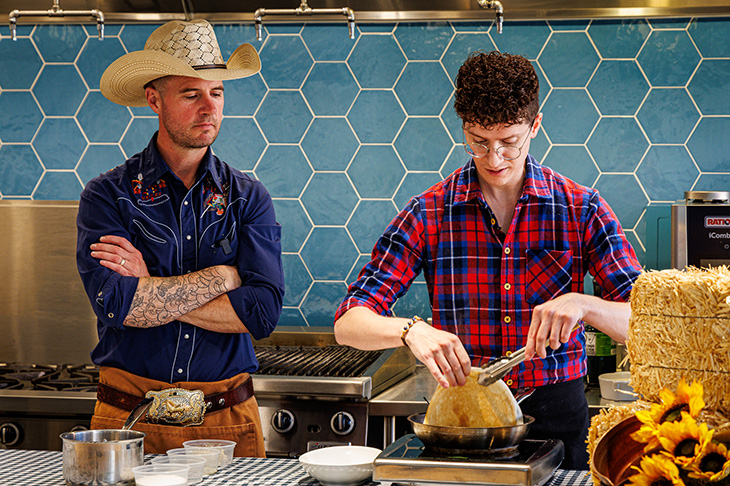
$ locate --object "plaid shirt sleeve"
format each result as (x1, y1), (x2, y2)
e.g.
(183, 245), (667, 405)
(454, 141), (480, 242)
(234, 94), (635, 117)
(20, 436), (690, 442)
(334, 197), (426, 321)
(583, 190), (642, 302)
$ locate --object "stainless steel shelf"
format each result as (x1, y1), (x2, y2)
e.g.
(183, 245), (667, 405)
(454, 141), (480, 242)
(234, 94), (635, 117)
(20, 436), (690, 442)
(3, 0), (730, 24)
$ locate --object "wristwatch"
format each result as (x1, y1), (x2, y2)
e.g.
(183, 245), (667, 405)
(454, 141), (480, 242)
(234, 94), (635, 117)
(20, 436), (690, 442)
(400, 315), (426, 347)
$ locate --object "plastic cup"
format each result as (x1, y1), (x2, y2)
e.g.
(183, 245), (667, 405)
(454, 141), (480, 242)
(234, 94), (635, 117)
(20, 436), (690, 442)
(167, 447), (219, 475)
(151, 455), (206, 484)
(132, 464), (189, 486)
(183, 439), (236, 467)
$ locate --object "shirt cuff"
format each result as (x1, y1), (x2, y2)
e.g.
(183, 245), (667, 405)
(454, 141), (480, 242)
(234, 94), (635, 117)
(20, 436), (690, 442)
(94, 273), (139, 329)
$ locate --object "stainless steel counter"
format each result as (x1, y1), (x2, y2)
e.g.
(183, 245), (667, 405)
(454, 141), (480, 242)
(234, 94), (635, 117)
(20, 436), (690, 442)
(370, 365), (437, 417)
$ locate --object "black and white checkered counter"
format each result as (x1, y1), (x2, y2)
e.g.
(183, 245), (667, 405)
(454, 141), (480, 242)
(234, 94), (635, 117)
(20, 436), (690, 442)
(0, 449), (593, 486)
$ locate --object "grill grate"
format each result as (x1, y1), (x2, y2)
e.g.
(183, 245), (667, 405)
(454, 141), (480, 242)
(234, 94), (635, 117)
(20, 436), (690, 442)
(0, 363), (99, 391)
(254, 345), (382, 377)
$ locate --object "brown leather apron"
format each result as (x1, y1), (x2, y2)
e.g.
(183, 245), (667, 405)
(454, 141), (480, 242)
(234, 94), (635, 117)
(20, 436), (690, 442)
(91, 367), (265, 457)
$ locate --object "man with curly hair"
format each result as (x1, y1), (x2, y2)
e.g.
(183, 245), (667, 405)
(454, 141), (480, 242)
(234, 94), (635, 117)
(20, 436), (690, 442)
(334, 50), (641, 469)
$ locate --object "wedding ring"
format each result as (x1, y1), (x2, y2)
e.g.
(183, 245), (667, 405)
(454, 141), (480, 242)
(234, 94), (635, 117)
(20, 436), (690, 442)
(120, 258), (126, 267)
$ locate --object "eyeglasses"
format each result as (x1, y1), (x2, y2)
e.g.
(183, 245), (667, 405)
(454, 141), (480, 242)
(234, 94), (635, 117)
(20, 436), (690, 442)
(462, 121), (535, 161)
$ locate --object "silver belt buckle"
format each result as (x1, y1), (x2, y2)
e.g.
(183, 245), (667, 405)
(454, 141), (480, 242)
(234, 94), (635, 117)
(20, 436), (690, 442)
(145, 388), (206, 426)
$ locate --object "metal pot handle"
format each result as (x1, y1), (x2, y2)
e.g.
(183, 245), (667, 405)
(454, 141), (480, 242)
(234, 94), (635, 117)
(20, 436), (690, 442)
(123, 397), (153, 430)
(513, 387), (535, 405)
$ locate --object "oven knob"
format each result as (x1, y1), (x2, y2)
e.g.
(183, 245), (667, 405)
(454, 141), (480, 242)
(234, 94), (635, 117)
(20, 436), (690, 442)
(271, 409), (295, 434)
(0, 423), (22, 447)
(330, 411), (355, 436)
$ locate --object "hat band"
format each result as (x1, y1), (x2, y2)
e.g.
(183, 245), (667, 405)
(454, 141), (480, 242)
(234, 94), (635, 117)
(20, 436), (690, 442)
(192, 63), (227, 70)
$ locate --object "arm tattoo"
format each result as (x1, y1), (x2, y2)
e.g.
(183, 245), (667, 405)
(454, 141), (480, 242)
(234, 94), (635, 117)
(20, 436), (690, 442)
(124, 267), (230, 328)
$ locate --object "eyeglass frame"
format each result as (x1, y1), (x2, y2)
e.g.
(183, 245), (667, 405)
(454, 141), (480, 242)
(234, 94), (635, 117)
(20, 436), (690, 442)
(461, 118), (536, 161)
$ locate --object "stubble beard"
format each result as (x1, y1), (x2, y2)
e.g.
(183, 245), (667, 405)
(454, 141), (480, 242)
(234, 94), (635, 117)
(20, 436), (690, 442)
(162, 116), (221, 150)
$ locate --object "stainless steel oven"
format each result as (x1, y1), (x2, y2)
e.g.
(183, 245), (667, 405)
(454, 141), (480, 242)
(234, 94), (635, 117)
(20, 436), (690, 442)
(672, 191), (730, 269)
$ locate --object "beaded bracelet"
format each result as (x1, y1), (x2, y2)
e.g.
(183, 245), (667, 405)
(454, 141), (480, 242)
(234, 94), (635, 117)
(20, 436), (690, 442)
(400, 315), (426, 347)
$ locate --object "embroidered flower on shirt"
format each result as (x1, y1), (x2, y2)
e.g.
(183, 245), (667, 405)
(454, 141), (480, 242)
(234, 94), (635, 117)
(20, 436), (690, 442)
(203, 176), (228, 215)
(133, 177), (167, 202)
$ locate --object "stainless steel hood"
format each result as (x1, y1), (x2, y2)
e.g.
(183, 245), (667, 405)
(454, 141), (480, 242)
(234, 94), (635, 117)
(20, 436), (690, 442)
(4, 0), (730, 24)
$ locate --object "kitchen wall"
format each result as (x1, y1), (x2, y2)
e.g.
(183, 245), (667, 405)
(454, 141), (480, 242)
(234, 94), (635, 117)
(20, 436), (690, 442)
(0, 18), (729, 326)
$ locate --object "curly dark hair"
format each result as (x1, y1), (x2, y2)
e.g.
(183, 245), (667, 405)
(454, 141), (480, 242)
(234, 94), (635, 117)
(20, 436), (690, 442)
(454, 50), (539, 128)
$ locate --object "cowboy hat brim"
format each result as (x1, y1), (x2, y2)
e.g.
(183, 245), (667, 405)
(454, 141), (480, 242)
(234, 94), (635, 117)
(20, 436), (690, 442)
(100, 43), (261, 107)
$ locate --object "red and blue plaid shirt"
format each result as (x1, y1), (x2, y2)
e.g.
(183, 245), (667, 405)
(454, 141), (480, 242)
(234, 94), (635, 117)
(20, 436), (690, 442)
(335, 155), (642, 389)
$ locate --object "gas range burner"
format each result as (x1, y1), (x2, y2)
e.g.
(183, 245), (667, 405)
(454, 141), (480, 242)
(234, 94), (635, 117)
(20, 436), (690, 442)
(0, 377), (22, 390)
(0, 363), (99, 391)
(66, 364), (100, 380)
(373, 435), (564, 486)
(0, 363), (60, 382)
(34, 378), (98, 392)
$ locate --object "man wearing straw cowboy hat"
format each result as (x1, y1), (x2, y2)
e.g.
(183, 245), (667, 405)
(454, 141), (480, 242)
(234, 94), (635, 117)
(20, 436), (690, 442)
(76, 19), (284, 456)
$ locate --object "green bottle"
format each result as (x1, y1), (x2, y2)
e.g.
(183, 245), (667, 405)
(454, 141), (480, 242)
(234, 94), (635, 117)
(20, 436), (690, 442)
(585, 324), (616, 386)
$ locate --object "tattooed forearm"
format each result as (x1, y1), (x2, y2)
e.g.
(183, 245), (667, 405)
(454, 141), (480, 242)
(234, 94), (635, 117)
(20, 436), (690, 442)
(123, 266), (235, 328)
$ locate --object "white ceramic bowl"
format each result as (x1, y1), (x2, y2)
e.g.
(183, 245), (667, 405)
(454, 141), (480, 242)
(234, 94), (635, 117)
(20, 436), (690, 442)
(298, 446), (382, 486)
(599, 371), (637, 401)
(183, 439), (236, 466)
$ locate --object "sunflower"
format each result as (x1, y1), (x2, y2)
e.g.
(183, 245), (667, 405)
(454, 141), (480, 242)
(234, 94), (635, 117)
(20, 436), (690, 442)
(633, 380), (706, 451)
(628, 453), (685, 486)
(687, 441), (730, 482)
(655, 412), (714, 468)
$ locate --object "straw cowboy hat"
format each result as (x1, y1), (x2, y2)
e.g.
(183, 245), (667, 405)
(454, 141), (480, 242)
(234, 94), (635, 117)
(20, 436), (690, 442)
(100, 19), (261, 107)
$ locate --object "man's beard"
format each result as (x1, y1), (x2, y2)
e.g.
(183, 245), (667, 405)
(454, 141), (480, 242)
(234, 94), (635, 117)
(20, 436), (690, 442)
(162, 116), (220, 149)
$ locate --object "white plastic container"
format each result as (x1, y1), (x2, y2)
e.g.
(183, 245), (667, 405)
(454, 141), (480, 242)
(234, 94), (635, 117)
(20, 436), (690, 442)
(183, 439), (236, 467)
(598, 371), (636, 401)
(132, 464), (189, 486)
(166, 447), (219, 475)
(151, 454), (206, 484)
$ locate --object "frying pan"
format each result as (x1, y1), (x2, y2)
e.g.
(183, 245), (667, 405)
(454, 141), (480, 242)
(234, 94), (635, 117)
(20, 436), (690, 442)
(408, 413), (535, 455)
(408, 387), (536, 455)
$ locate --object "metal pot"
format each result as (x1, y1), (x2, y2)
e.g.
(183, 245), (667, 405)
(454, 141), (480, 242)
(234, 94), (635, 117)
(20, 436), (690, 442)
(408, 413), (534, 455)
(60, 429), (145, 486)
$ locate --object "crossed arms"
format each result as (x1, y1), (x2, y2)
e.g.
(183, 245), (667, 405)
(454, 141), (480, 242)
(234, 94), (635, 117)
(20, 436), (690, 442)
(90, 234), (249, 333)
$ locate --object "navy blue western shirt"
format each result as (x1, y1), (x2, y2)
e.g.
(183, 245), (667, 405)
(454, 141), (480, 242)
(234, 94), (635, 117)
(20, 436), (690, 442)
(76, 134), (284, 383)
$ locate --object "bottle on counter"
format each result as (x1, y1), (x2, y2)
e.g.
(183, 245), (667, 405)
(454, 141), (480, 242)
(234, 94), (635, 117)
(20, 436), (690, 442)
(584, 279), (617, 386)
(584, 324), (616, 386)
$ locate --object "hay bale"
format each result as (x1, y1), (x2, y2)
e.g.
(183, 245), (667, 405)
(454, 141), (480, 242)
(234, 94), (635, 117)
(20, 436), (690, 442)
(587, 401), (650, 484)
(627, 266), (730, 415)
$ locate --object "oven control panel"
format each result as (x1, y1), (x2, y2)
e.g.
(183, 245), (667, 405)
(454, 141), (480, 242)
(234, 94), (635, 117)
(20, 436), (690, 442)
(0, 416), (90, 450)
(258, 398), (368, 457)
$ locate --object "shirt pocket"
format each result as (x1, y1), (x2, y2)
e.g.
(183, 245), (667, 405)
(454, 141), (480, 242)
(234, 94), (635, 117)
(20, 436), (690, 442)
(525, 249), (573, 305)
(211, 221), (237, 258)
(132, 219), (168, 245)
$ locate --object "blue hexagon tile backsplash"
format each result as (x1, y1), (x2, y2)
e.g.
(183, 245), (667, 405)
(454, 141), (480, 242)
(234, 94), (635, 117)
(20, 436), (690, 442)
(1, 18), (729, 325)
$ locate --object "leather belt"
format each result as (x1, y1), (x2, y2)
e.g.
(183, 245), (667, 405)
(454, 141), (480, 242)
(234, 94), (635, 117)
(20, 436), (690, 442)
(97, 378), (254, 415)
